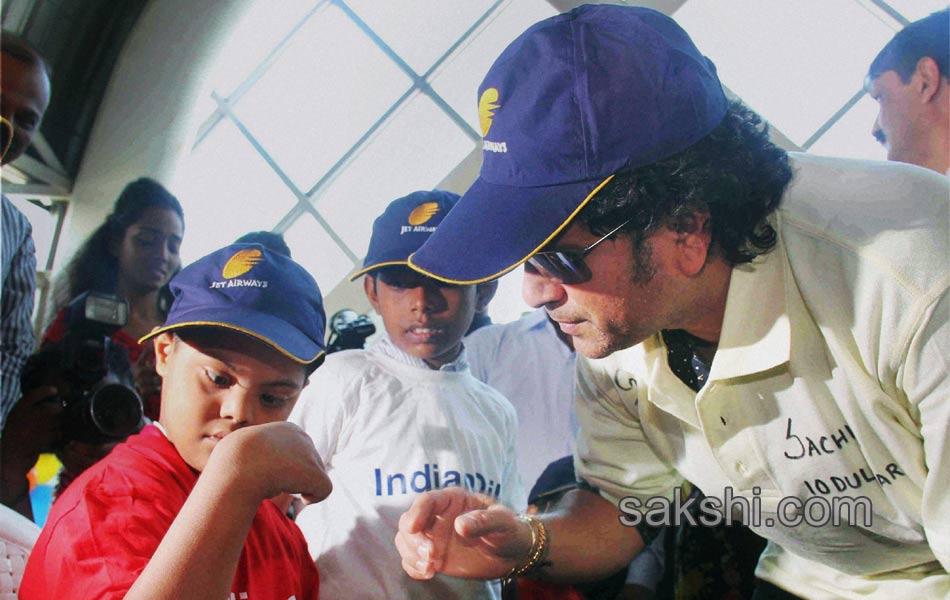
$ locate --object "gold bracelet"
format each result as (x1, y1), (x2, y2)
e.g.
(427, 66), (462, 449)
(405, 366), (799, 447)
(501, 514), (549, 587)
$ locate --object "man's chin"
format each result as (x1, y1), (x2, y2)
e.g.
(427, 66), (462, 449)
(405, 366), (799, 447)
(573, 332), (642, 360)
(572, 336), (616, 360)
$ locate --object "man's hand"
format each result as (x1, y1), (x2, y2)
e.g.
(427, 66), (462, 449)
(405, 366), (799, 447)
(395, 487), (534, 580)
(206, 422), (332, 505)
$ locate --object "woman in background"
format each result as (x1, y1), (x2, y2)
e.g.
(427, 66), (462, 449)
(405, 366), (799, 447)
(42, 178), (184, 492)
(45, 177), (184, 418)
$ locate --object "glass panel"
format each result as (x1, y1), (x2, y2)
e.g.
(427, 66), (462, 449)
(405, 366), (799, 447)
(191, 95), (219, 136)
(170, 119), (299, 266)
(282, 211), (357, 296)
(674, 0), (895, 146)
(231, 3), (412, 191)
(883, 0), (948, 22)
(808, 94), (888, 162)
(430, 0), (558, 134)
(312, 91), (477, 260)
(6, 195), (58, 270)
(345, 0), (496, 75)
(206, 0), (323, 97)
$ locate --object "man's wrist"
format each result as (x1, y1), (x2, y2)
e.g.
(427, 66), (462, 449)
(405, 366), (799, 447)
(501, 514), (550, 585)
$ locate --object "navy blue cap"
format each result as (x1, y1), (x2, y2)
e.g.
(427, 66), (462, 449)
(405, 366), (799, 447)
(528, 456), (578, 506)
(409, 5), (728, 284)
(140, 243), (327, 367)
(350, 189), (459, 280)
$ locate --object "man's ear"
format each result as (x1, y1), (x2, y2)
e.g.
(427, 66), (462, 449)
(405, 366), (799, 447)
(672, 212), (712, 277)
(474, 280), (499, 313)
(914, 56), (942, 103)
(152, 331), (176, 377)
(363, 275), (381, 313)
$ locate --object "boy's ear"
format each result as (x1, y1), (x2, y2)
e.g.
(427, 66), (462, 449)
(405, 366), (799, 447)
(363, 275), (381, 313)
(475, 280), (499, 313)
(152, 331), (176, 376)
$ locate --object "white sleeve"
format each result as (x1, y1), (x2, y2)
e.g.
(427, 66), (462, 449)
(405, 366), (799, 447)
(901, 288), (950, 570)
(573, 352), (681, 509)
(287, 359), (354, 463)
(500, 403), (525, 512)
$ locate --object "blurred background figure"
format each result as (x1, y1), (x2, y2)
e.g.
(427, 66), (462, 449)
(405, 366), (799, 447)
(1, 31), (51, 432)
(38, 177), (183, 498)
(866, 8), (949, 174)
(466, 308), (576, 495)
(0, 32), (51, 599)
(44, 177), (184, 420)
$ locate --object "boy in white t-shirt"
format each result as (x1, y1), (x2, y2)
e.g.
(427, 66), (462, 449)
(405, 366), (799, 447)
(289, 190), (521, 600)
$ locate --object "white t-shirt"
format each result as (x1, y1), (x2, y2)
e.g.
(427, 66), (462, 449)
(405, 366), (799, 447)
(290, 336), (520, 600)
(466, 308), (578, 496)
(575, 153), (949, 599)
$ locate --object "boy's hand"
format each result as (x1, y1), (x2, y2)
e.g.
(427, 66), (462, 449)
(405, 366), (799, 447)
(395, 487), (533, 580)
(208, 422), (332, 505)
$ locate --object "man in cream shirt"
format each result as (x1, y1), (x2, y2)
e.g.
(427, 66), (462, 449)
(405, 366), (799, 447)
(394, 5), (948, 599)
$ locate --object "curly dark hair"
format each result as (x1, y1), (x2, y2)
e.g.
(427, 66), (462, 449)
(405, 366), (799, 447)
(53, 178), (184, 314)
(578, 100), (792, 269)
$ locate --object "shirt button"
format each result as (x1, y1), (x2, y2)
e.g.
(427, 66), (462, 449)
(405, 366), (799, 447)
(735, 462), (749, 475)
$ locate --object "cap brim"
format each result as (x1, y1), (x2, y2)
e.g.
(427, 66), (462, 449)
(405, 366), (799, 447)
(408, 174), (614, 284)
(348, 260), (409, 281)
(139, 306), (326, 366)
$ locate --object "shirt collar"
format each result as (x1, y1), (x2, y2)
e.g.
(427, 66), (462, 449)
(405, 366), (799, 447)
(152, 420), (169, 438)
(707, 237), (792, 382)
(369, 334), (469, 372)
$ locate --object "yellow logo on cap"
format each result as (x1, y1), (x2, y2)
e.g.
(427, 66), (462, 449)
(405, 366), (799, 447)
(408, 202), (440, 226)
(223, 249), (264, 279)
(479, 88), (500, 137)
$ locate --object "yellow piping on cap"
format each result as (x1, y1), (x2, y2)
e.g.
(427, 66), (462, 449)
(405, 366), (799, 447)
(138, 321), (325, 365)
(347, 260), (410, 282)
(407, 174), (615, 285)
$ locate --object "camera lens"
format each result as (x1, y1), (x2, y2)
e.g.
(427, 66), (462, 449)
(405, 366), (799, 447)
(88, 383), (144, 438)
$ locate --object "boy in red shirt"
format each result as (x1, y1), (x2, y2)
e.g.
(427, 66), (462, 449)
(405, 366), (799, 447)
(21, 243), (331, 600)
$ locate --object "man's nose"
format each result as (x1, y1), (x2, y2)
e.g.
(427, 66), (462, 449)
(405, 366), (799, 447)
(522, 268), (566, 309)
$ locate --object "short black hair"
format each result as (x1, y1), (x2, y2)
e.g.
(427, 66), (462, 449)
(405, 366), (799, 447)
(868, 9), (949, 82)
(0, 30), (52, 79)
(578, 100), (792, 268)
(234, 231), (292, 258)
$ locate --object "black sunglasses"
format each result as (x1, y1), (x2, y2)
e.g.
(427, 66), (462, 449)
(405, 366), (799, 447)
(526, 218), (633, 284)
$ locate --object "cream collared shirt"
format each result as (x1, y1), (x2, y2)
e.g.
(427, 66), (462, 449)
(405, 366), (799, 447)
(574, 153), (949, 599)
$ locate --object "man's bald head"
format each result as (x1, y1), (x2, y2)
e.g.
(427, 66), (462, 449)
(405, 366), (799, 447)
(1, 32), (51, 165)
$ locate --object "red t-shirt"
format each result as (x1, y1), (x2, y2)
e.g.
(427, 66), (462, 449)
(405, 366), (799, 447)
(20, 425), (320, 600)
(43, 307), (160, 420)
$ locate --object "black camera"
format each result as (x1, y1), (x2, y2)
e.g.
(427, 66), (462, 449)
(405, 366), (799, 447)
(57, 292), (144, 444)
(327, 309), (376, 353)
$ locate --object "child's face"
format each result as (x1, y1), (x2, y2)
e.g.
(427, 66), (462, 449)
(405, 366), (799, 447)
(153, 328), (307, 472)
(365, 267), (476, 368)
